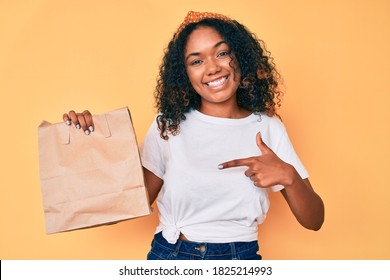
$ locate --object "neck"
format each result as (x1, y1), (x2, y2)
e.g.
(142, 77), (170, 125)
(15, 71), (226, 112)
(198, 103), (251, 119)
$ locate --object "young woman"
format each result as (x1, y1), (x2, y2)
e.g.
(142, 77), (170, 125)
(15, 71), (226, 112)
(63, 11), (324, 260)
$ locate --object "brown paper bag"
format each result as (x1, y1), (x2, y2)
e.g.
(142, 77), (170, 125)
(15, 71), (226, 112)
(38, 107), (151, 234)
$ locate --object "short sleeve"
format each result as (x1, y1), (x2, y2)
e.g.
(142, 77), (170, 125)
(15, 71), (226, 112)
(139, 118), (167, 179)
(270, 127), (309, 192)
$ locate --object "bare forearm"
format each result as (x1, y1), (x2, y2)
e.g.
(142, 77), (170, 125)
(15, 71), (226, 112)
(282, 166), (325, 230)
(143, 167), (163, 205)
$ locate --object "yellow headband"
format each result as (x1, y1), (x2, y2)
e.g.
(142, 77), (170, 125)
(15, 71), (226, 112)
(175, 11), (233, 40)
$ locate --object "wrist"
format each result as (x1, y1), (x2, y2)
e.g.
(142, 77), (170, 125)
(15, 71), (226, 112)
(282, 163), (300, 189)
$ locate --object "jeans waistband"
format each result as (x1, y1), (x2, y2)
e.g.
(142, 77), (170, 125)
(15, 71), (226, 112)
(153, 231), (258, 259)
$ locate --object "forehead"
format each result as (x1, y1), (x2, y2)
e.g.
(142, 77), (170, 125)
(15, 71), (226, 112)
(185, 26), (225, 53)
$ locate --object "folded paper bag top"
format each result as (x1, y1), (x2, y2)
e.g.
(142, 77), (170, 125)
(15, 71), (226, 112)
(38, 107), (151, 234)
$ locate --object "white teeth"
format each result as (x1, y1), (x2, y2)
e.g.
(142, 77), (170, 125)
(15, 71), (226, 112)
(206, 76), (227, 87)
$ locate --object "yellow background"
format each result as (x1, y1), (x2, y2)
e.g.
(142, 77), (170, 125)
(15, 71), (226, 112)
(1, 0), (389, 259)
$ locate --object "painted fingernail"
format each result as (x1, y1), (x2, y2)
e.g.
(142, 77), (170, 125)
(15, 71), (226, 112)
(66, 119), (71, 126)
(85, 130), (90, 135)
(76, 124), (81, 129)
(218, 164), (223, 169)
(88, 126), (94, 132)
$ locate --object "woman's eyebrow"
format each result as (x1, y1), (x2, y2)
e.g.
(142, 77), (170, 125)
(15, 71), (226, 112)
(185, 40), (228, 61)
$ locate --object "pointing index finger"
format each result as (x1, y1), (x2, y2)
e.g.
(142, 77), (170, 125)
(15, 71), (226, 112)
(218, 157), (254, 169)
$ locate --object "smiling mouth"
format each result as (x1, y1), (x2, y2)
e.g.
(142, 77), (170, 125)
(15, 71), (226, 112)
(205, 76), (228, 88)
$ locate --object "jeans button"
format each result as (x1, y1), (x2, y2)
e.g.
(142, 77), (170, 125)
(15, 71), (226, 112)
(195, 246), (206, 253)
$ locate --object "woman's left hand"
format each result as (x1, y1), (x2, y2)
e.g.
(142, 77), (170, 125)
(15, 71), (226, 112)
(219, 132), (325, 230)
(219, 132), (295, 188)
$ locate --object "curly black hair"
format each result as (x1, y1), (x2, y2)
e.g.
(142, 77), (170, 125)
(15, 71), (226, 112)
(155, 17), (282, 139)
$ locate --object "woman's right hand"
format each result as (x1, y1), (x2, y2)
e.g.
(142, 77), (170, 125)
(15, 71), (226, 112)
(63, 110), (95, 135)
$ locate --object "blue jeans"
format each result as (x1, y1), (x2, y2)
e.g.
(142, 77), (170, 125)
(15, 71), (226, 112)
(147, 232), (262, 260)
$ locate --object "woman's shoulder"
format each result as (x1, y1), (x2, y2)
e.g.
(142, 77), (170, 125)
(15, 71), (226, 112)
(257, 113), (285, 129)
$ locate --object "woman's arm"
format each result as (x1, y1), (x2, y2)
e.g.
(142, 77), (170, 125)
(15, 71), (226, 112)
(280, 173), (324, 230)
(143, 167), (163, 205)
(219, 132), (325, 230)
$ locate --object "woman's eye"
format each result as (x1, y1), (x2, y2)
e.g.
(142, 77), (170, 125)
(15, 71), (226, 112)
(218, 51), (230, 57)
(190, 59), (202, 66)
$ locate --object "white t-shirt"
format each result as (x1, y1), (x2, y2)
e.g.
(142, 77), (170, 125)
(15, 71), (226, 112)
(140, 109), (308, 244)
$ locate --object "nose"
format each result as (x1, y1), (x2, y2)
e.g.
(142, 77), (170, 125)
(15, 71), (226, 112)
(206, 58), (221, 75)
